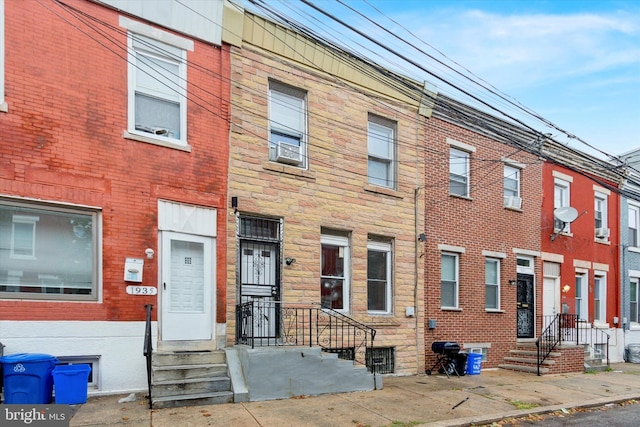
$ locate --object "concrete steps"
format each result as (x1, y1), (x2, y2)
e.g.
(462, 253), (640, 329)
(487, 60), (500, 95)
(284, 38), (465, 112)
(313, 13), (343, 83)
(150, 350), (233, 409)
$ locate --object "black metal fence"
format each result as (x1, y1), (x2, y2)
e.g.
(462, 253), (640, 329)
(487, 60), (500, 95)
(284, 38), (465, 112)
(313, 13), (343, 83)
(537, 313), (610, 375)
(236, 300), (376, 370)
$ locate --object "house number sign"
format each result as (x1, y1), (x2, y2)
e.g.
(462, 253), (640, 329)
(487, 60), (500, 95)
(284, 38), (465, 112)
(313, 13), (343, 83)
(126, 286), (157, 295)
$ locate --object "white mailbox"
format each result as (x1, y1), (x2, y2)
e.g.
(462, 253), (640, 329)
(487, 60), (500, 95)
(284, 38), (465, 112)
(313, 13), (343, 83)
(124, 258), (144, 282)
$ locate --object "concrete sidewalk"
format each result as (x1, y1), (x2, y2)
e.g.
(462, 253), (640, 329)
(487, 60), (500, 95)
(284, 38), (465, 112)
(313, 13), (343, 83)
(69, 363), (640, 427)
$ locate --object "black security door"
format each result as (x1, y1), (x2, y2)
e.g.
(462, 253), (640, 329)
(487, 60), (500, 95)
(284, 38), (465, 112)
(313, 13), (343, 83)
(517, 273), (535, 338)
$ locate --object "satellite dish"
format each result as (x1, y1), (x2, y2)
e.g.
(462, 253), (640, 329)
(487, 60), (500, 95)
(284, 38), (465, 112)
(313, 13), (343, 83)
(554, 206), (578, 223)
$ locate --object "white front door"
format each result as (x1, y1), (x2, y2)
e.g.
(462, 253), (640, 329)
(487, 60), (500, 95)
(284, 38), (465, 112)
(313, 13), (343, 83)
(543, 276), (560, 319)
(161, 231), (214, 341)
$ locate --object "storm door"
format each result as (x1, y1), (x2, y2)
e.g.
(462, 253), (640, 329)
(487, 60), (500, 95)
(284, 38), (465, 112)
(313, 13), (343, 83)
(238, 217), (281, 341)
(517, 273), (535, 338)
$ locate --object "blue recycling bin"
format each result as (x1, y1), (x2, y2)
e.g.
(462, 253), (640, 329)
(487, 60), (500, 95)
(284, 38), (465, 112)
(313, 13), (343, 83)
(466, 352), (482, 375)
(52, 364), (91, 404)
(0, 353), (58, 404)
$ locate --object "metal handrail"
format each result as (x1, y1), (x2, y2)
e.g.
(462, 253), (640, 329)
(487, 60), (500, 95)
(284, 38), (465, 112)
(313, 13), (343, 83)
(236, 300), (376, 370)
(143, 304), (153, 409)
(536, 313), (610, 375)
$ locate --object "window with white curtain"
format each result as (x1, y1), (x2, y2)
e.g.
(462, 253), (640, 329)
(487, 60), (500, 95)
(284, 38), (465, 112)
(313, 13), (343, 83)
(269, 81), (307, 168)
(485, 258), (500, 310)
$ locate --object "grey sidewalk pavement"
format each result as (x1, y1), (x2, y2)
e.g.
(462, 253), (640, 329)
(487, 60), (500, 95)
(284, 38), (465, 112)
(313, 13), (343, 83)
(69, 362), (640, 427)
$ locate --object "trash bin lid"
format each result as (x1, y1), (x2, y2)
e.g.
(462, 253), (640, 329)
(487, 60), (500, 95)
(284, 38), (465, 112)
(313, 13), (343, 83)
(0, 353), (57, 364)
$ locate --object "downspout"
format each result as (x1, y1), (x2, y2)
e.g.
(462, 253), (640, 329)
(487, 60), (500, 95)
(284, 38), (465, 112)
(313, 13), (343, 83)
(414, 186), (420, 373)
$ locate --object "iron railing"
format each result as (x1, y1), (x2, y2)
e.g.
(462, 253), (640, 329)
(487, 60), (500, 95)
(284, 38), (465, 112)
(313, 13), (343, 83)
(536, 313), (610, 375)
(236, 300), (376, 370)
(143, 304), (153, 409)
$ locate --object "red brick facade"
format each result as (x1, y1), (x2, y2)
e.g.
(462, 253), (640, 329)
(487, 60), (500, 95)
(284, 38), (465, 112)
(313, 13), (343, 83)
(422, 114), (543, 370)
(0, 0), (230, 323)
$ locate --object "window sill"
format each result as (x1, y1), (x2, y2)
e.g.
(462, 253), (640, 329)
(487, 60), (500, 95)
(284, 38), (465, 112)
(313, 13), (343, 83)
(553, 230), (573, 238)
(629, 247), (640, 254)
(504, 206), (523, 212)
(441, 307), (462, 312)
(594, 239), (611, 245)
(363, 184), (401, 199)
(0, 102), (8, 113)
(262, 161), (316, 181)
(485, 309), (505, 313)
(593, 322), (610, 329)
(449, 194), (473, 201)
(629, 324), (640, 331)
(123, 131), (191, 152)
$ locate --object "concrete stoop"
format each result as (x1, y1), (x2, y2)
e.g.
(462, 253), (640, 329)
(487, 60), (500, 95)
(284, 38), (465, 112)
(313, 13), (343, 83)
(230, 345), (380, 401)
(150, 350), (234, 409)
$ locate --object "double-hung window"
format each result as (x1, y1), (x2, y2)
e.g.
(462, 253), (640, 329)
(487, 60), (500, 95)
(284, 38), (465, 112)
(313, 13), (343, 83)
(575, 273), (588, 320)
(629, 205), (640, 247)
(594, 274), (606, 323)
(441, 253), (459, 308)
(631, 277), (639, 324)
(503, 165), (521, 209)
(594, 191), (609, 240)
(449, 148), (470, 197)
(269, 81), (307, 168)
(367, 240), (392, 314)
(367, 115), (396, 189)
(485, 258), (500, 310)
(0, 199), (100, 300)
(123, 17), (192, 146)
(554, 177), (571, 232)
(320, 233), (350, 311)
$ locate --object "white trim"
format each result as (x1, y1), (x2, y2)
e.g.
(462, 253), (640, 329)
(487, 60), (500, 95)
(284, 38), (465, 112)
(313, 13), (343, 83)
(321, 233), (351, 313)
(574, 259), (591, 269)
(541, 252), (564, 263)
(367, 240), (393, 314)
(593, 185), (611, 195)
(501, 158), (526, 169)
(593, 263), (609, 272)
(629, 269), (640, 278)
(552, 170), (573, 182)
(439, 244), (465, 254)
(119, 16), (194, 51)
(512, 248), (540, 257)
(446, 138), (476, 153)
(575, 267), (589, 274)
(482, 250), (506, 259)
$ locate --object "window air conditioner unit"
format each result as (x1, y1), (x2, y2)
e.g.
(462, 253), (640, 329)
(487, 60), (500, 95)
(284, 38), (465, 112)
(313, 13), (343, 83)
(504, 196), (522, 209)
(595, 227), (610, 239)
(275, 141), (302, 165)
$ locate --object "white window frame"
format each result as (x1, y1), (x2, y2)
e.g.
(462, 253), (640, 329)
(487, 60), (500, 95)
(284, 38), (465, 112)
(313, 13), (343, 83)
(367, 240), (392, 314)
(268, 80), (307, 168)
(121, 17), (192, 148)
(485, 258), (500, 310)
(449, 148), (470, 197)
(594, 192), (608, 240)
(554, 178), (571, 232)
(0, 0), (6, 112)
(629, 204), (640, 248)
(631, 276), (639, 324)
(575, 272), (588, 321)
(441, 252), (459, 309)
(503, 165), (521, 209)
(594, 273), (606, 324)
(10, 215), (39, 260)
(320, 234), (350, 312)
(367, 115), (396, 189)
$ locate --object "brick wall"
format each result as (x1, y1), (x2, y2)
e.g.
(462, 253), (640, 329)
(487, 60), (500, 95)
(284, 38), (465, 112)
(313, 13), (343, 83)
(422, 117), (543, 369)
(0, 0), (230, 322)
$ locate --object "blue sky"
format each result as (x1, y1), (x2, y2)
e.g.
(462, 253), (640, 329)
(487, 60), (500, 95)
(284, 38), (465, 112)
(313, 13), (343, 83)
(248, 0), (640, 159)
